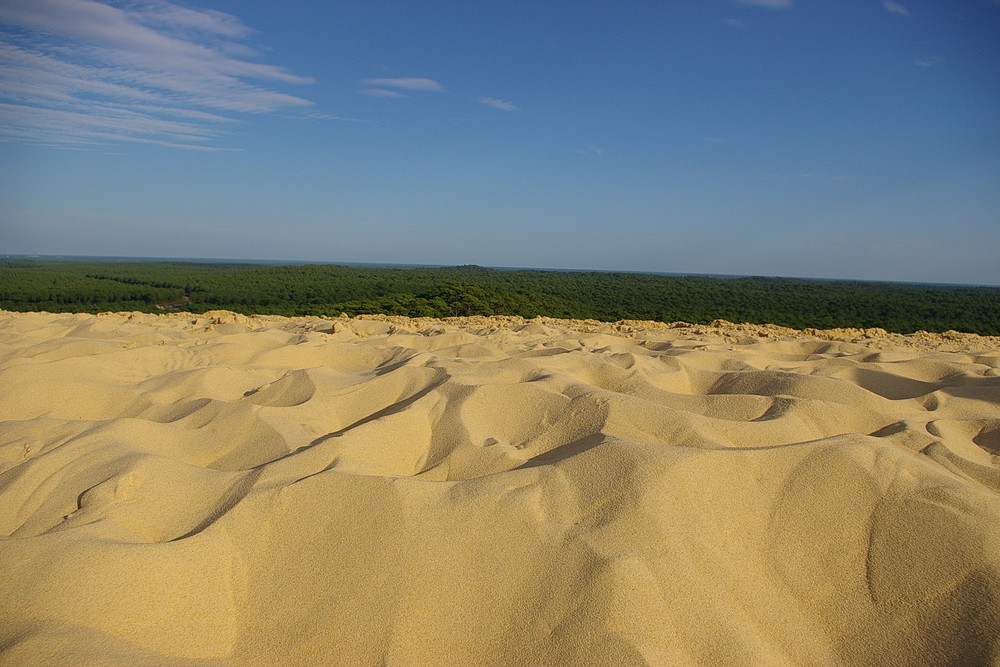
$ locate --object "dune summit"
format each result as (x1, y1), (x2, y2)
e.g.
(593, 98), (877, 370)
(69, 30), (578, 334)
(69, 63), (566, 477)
(1, 310), (999, 665)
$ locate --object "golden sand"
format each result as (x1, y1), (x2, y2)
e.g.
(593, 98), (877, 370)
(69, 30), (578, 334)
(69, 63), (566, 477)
(1, 310), (998, 665)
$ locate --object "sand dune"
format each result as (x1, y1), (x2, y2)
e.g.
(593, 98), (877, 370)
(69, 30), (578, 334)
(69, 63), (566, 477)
(1, 310), (999, 665)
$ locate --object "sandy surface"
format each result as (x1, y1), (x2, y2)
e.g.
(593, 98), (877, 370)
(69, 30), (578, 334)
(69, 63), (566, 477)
(1, 310), (999, 665)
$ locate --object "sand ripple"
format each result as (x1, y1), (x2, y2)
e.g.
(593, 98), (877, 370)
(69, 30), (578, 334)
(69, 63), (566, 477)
(1, 311), (999, 665)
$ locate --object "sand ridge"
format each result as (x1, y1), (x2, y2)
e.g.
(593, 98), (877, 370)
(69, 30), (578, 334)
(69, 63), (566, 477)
(1, 310), (999, 665)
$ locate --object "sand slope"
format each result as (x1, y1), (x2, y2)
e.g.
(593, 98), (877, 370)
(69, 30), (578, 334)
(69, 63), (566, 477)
(1, 310), (999, 665)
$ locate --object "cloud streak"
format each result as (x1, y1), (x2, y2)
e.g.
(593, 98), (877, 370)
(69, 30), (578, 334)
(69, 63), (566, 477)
(733, 0), (794, 8)
(362, 77), (444, 92)
(882, 1), (911, 16)
(0, 0), (316, 149)
(915, 56), (943, 67)
(478, 97), (519, 111)
(361, 88), (406, 98)
(362, 78), (518, 112)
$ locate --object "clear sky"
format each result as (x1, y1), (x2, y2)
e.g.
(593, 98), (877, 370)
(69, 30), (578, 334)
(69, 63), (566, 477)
(1, 0), (998, 285)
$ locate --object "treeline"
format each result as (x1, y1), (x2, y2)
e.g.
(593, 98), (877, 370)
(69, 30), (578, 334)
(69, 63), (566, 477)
(2, 259), (999, 335)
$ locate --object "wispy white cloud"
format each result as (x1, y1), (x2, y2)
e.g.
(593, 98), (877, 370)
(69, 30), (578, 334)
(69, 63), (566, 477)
(0, 0), (317, 149)
(882, 1), (911, 16)
(733, 0), (794, 9)
(478, 96), (519, 111)
(362, 77), (444, 92)
(361, 88), (406, 98)
(298, 111), (369, 123)
(915, 55), (943, 67)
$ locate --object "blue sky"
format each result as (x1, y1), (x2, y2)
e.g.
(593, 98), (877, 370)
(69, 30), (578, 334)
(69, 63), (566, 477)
(1, 0), (998, 285)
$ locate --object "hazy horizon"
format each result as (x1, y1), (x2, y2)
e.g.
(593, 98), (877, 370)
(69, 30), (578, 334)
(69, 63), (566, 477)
(2, 1), (998, 286)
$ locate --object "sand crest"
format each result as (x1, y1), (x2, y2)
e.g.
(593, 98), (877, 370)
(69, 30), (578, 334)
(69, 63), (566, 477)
(1, 310), (999, 665)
